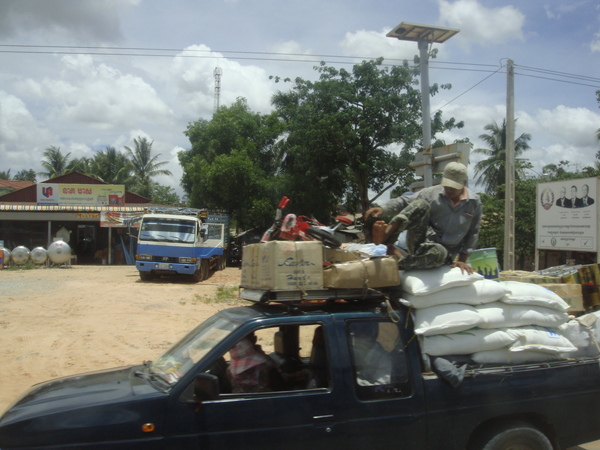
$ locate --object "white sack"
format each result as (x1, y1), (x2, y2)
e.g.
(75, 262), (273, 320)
(559, 311), (600, 357)
(499, 281), (570, 312)
(422, 328), (514, 356)
(477, 302), (569, 329)
(402, 279), (508, 309)
(400, 266), (484, 296)
(506, 326), (577, 354)
(413, 304), (483, 336)
(472, 348), (565, 365)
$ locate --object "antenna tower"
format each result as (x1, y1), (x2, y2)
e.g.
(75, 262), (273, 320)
(213, 66), (223, 114)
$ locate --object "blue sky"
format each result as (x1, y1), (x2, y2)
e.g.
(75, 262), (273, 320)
(0, 0), (598, 198)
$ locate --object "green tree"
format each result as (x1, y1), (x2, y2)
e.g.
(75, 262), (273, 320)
(472, 119), (532, 196)
(151, 184), (184, 206)
(125, 137), (172, 199)
(40, 146), (71, 179)
(91, 146), (132, 187)
(180, 98), (284, 230)
(271, 58), (463, 218)
(0, 169), (11, 180)
(14, 169), (37, 182)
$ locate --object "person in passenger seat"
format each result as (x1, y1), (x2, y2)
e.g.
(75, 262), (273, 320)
(351, 323), (392, 386)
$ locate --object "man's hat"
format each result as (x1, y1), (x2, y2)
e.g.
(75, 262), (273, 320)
(441, 162), (468, 189)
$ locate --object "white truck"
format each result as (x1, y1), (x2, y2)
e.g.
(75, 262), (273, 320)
(135, 208), (228, 282)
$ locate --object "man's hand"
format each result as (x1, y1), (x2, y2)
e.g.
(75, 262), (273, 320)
(365, 207), (383, 220)
(453, 260), (474, 275)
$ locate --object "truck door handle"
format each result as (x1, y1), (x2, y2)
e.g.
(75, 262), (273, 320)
(313, 414), (334, 423)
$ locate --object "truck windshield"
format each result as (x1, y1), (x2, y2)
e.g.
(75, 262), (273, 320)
(150, 315), (240, 387)
(139, 218), (196, 243)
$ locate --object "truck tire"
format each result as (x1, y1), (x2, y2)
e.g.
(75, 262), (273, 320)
(139, 271), (153, 282)
(218, 254), (227, 271)
(475, 421), (553, 450)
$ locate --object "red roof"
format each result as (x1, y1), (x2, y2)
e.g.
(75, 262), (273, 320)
(0, 180), (35, 190)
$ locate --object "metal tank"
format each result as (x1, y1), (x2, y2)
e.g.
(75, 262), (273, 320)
(11, 246), (30, 265)
(2, 248), (11, 267)
(48, 240), (72, 264)
(30, 247), (48, 265)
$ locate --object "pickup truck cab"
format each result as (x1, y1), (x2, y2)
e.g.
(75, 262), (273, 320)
(1, 288), (600, 449)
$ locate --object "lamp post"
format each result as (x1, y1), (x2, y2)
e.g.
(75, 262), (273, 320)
(387, 22), (459, 187)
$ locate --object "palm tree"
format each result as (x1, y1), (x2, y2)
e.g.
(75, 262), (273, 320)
(124, 137), (172, 199)
(39, 146), (71, 179)
(91, 146), (132, 187)
(473, 119), (532, 196)
(0, 169), (11, 180)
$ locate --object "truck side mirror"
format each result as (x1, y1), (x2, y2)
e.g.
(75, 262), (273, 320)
(199, 228), (207, 239)
(193, 373), (220, 402)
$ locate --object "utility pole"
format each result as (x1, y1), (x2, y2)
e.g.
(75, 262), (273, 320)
(213, 67), (222, 115)
(504, 59), (515, 271)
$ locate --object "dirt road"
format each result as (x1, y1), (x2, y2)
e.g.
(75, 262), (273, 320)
(0, 265), (242, 412)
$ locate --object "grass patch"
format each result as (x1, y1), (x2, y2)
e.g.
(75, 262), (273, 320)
(194, 285), (242, 304)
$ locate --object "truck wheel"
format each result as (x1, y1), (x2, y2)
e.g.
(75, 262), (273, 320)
(139, 271), (153, 282)
(202, 259), (210, 278)
(475, 421), (553, 450)
(218, 254), (227, 271)
(191, 267), (203, 282)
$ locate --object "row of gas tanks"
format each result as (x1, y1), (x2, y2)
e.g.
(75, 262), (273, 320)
(2, 240), (72, 266)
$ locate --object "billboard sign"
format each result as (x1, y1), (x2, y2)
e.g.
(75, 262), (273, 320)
(37, 184), (125, 206)
(536, 177), (598, 252)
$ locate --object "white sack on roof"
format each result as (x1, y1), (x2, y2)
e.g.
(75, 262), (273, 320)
(499, 281), (570, 312)
(400, 266), (483, 296)
(507, 326), (577, 354)
(421, 328), (514, 356)
(402, 279), (508, 309)
(413, 303), (483, 336)
(477, 302), (569, 329)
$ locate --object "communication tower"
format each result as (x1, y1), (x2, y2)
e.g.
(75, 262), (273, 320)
(213, 66), (222, 114)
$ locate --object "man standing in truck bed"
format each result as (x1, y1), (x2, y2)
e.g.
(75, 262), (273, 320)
(366, 162), (482, 274)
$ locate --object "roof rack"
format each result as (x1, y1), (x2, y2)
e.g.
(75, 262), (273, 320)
(240, 288), (389, 304)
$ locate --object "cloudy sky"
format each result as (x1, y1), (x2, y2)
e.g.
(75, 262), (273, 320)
(1, 0), (599, 199)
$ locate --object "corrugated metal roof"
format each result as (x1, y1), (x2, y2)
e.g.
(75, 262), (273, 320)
(0, 204), (148, 212)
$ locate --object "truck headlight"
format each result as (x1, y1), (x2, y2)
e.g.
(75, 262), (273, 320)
(136, 254), (152, 261)
(179, 257), (196, 264)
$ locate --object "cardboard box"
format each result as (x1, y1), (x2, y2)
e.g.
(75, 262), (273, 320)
(240, 243), (260, 288)
(539, 283), (584, 312)
(323, 257), (400, 289)
(257, 241), (324, 290)
(324, 247), (363, 264)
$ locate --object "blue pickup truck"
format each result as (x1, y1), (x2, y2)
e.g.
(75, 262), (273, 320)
(1, 288), (600, 449)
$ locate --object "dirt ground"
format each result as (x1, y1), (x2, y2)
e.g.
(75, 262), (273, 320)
(0, 264), (242, 413)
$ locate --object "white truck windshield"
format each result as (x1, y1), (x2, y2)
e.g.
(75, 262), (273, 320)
(140, 218), (196, 243)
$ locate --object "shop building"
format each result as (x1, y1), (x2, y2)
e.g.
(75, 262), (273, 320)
(0, 172), (152, 265)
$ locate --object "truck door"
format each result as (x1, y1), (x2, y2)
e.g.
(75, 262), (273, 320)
(165, 322), (349, 449)
(332, 318), (428, 449)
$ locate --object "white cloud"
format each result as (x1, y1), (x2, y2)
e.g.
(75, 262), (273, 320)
(592, 32), (600, 52)
(340, 28), (420, 61)
(0, 91), (57, 171)
(438, 0), (525, 47)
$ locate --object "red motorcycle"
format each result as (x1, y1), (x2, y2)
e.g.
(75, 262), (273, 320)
(260, 197), (349, 248)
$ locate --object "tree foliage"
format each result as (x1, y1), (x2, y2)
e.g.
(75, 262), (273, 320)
(125, 137), (172, 199)
(40, 146), (71, 179)
(179, 98), (284, 230)
(472, 119), (531, 196)
(271, 58), (463, 217)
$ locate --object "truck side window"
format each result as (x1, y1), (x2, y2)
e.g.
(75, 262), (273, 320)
(203, 323), (330, 398)
(347, 319), (411, 400)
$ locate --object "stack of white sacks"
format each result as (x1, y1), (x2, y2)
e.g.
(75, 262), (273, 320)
(400, 266), (582, 366)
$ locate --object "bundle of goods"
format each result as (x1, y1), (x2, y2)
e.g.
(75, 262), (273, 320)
(400, 266), (577, 368)
(240, 241), (400, 291)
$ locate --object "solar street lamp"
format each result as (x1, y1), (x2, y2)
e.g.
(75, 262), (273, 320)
(387, 22), (459, 187)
